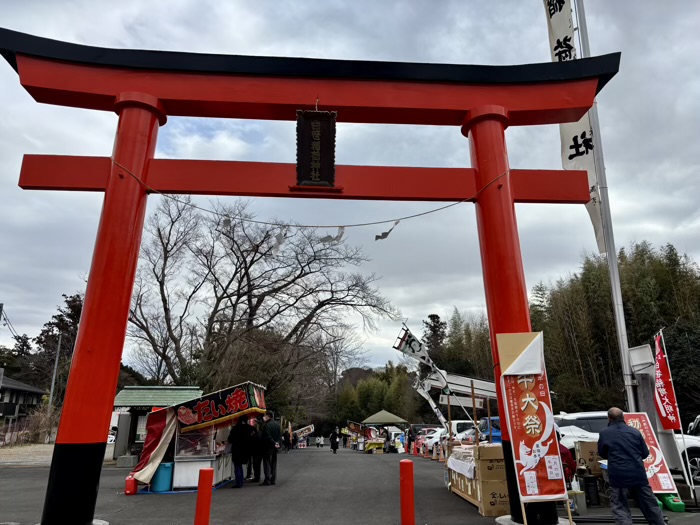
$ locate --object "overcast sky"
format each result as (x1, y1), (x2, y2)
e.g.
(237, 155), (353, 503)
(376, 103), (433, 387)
(1, 1), (698, 371)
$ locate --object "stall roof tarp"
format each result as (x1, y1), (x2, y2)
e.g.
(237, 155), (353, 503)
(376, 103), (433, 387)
(114, 386), (203, 408)
(362, 410), (407, 425)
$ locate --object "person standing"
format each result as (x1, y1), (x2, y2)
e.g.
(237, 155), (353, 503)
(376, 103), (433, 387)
(227, 417), (252, 488)
(282, 429), (291, 453)
(342, 433), (348, 449)
(261, 410), (282, 486)
(329, 427), (340, 454)
(598, 407), (665, 525)
(556, 430), (576, 484)
(247, 417), (263, 483)
(407, 428), (414, 455)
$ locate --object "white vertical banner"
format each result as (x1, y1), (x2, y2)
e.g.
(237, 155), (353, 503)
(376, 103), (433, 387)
(543, 0), (605, 253)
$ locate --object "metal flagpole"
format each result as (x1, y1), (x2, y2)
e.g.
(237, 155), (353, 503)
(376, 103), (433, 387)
(659, 329), (697, 503)
(434, 367), (475, 425)
(573, 0), (636, 411)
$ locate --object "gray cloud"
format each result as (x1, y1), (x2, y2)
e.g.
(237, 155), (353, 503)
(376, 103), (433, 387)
(1, 1), (698, 374)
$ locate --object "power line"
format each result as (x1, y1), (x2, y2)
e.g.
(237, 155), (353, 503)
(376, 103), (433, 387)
(2, 309), (20, 340)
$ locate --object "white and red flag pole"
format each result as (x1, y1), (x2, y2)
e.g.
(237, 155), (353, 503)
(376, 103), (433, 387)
(656, 329), (696, 493)
(654, 331), (681, 431)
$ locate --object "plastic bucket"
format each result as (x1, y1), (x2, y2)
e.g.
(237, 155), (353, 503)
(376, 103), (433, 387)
(151, 462), (174, 493)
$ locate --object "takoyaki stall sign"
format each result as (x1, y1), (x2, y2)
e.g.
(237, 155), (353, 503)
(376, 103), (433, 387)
(175, 381), (267, 433)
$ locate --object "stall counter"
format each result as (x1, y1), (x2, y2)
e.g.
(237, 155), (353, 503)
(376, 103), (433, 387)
(173, 454), (232, 489)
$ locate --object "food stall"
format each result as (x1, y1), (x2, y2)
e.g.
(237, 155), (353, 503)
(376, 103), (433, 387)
(361, 410), (407, 454)
(127, 381), (266, 492)
(294, 424), (314, 448)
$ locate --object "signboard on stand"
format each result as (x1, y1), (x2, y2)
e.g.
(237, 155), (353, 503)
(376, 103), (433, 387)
(624, 412), (678, 493)
(497, 332), (568, 503)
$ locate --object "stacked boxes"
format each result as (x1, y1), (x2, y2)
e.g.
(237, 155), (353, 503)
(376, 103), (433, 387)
(574, 441), (602, 475)
(448, 444), (509, 517)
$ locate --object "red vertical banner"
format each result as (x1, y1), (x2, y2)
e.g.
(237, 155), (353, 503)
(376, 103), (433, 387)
(654, 334), (681, 431)
(624, 413), (678, 493)
(497, 332), (567, 502)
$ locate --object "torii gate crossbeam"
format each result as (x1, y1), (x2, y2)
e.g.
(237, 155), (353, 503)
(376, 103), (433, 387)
(0, 27), (619, 525)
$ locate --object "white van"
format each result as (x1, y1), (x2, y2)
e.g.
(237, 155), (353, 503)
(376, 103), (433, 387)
(450, 420), (474, 436)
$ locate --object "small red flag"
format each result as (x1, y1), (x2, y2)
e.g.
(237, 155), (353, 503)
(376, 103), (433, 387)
(653, 334), (681, 431)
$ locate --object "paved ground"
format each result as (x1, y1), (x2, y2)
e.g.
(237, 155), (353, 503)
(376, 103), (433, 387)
(0, 443), (115, 465)
(0, 446), (698, 524)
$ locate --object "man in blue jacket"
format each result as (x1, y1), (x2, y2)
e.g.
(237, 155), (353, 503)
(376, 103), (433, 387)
(597, 407), (665, 525)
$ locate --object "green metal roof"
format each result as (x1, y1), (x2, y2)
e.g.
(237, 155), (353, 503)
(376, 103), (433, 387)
(113, 386), (203, 408)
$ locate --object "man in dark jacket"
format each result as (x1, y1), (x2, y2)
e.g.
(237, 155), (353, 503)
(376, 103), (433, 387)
(598, 407), (665, 525)
(228, 417), (252, 488)
(246, 418), (263, 482)
(261, 410), (282, 486)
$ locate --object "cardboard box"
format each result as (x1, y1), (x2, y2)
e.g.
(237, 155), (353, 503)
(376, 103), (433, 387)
(475, 444), (504, 461)
(478, 480), (510, 517)
(449, 465), (509, 517)
(575, 440), (602, 475)
(477, 458), (506, 481)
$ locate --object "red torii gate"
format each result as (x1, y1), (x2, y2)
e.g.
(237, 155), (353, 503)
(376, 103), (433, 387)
(0, 28), (619, 525)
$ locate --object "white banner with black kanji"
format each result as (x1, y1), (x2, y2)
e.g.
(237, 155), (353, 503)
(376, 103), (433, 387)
(543, 0), (605, 253)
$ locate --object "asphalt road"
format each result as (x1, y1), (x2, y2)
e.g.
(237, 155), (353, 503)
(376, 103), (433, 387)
(0, 447), (697, 525)
(0, 446), (492, 525)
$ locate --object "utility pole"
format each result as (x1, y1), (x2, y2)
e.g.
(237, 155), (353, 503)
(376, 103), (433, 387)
(574, 0), (636, 411)
(48, 334), (62, 414)
(47, 334), (62, 443)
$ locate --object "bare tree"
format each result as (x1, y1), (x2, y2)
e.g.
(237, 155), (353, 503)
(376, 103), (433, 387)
(128, 197), (399, 391)
(315, 325), (367, 395)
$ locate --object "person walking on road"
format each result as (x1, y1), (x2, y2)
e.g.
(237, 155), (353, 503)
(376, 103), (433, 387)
(282, 429), (291, 453)
(261, 410), (282, 486)
(597, 407), (665, 525)
(228, 417), (252, 488)
(329, 427), (340, 454)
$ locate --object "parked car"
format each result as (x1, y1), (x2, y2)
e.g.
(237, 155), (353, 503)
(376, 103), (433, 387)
(450, 420), (474, 436)
(455, 428), (475, 442)
(474, 416), (501, 444)
(413, 427), (439, 453)
(424, 428), (447, 452)
(555, 411), (700, 484)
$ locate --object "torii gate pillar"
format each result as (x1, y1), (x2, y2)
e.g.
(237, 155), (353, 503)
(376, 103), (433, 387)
(464, 106), (558, 523)
(42, 94), (165, 523)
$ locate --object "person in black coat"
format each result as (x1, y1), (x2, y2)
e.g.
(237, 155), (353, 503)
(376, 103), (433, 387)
(246, 417), (263, 482)
(598, 407), (665, 525)
(228, 417), (252, 488)
(329, 428), (340, 454)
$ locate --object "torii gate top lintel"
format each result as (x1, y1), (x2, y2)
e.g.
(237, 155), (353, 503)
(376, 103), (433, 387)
(0, 27), (619, 126)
